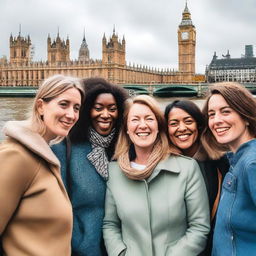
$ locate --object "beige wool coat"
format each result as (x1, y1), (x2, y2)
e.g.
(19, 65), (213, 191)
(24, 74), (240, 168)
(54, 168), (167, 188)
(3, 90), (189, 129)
(0, 121), (72, 256)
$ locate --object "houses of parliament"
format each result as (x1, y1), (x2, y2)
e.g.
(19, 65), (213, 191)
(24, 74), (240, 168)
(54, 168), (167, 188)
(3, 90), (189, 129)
(0, 3), (205, 87)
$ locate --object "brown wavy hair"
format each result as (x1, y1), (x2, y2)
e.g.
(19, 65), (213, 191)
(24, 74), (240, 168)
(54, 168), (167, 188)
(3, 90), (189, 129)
(201, 82), (256, 159)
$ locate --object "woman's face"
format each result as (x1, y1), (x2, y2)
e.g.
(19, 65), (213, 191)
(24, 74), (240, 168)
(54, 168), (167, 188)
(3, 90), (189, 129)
(127, 103), (158, 152)
(208, 94), (252, 152)
(168, 107), (198, 156)
(90, 93), (118, 136)
(38, 88), (81, 142)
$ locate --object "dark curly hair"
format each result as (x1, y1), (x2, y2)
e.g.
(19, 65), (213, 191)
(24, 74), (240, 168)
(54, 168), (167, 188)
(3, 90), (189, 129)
(69, 77), (129, 158)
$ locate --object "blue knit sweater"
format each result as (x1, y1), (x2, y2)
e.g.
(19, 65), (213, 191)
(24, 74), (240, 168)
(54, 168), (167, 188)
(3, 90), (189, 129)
(51, 140), (107, 256)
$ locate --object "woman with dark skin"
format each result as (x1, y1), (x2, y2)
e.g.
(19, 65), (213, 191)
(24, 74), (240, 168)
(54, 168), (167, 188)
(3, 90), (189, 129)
(52, 78), (128, 256)
(164, 100), (229, 255)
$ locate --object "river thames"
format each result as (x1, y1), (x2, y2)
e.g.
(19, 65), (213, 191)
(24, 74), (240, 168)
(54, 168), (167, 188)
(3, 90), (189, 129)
(0, 97), (205, 142)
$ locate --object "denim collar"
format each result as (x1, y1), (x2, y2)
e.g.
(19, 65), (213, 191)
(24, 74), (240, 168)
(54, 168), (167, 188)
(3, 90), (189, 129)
(226, 139), (256, 167)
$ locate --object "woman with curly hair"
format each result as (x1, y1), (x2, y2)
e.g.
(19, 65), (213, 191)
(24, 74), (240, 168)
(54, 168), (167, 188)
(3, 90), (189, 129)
(52, 77), (128, 256)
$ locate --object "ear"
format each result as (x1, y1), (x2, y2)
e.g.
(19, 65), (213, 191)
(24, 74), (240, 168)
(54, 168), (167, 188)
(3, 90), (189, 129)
(37, 99), (45, 116)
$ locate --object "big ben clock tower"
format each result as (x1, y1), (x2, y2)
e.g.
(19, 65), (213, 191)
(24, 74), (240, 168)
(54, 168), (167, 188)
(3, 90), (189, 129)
(178, 2), (196, 75)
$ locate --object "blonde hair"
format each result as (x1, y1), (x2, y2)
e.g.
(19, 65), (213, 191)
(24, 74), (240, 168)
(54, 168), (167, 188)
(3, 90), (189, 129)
(114, 95), (175, 161)
(30, 74), (84, 138)
(201, 82), (256, 159)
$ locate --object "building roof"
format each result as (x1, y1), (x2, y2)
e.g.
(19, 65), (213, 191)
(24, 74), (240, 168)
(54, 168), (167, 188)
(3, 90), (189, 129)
(208, 56), (256, 70)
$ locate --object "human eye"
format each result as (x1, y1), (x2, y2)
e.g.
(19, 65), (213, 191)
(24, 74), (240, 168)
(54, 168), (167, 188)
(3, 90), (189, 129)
(185, 118), (194, 125)
(131, 117), (139, 122)
(221, 108), (231, 115)
(93, 105), (102, 111)
(74, 104), (81, 112)
(109, 106), (117, 112)
(208, 111), (215, 119)
(59, 101), (68, 108)
(169, 120), (178, 127)
(146, 116), (154, 121)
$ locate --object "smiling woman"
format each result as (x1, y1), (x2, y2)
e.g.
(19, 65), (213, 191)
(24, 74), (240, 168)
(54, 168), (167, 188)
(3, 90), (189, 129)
(201, 82), (256, 256)
(164, 100), (229, 255)
(51, 77), (128, 256)
(0, 74), (84, 255)
(103, 95), (210, 256)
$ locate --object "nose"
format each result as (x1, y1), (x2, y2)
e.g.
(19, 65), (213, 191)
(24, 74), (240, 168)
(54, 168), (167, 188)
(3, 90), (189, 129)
(101, 109), (110, 118)
(212, 112), (223, 124)
(177, 122), (187, 131)
(138, 119), (147, 129)
(65, 107), (76, 120)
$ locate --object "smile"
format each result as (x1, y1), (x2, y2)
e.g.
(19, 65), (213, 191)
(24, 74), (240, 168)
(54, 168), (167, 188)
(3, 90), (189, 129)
(215, 127), (230, 135)
(60, 120), (73, 128)
(137, 132), (150, 137)
(176, 133), (192, 141)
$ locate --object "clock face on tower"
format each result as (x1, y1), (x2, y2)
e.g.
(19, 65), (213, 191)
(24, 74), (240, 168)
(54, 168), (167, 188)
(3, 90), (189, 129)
(181, 31), (189, 40)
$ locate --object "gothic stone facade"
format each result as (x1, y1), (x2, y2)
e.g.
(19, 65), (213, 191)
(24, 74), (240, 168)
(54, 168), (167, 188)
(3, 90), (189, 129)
(0, 3), (204, 87)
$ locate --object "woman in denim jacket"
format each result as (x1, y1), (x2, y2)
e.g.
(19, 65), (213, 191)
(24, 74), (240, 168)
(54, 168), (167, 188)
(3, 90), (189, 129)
(201, 82), (256, 256)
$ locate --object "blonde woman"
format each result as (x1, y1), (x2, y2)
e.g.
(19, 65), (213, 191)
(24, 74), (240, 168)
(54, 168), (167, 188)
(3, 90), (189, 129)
(0, 75), (84, 255)
(103, 95), (210, 256)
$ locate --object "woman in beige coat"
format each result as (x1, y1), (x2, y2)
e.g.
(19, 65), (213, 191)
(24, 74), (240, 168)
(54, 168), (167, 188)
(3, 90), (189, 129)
(103, 95), (210, 256)
(0, 75), (84, 256)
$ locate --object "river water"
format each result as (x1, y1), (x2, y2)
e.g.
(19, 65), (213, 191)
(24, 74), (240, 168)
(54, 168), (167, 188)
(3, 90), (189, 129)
(0, 97), (205, 142)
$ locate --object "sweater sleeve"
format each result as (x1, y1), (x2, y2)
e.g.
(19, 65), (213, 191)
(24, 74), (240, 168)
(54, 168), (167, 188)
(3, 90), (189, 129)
(166, 159), (210, 256)
(51, 141), (67, 186)
(0, 144), (39, 234)
(103, 186), (127, 256)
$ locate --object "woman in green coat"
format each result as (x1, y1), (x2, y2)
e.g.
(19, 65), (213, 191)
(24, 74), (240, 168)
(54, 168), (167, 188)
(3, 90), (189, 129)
(103, 95), (210, 256)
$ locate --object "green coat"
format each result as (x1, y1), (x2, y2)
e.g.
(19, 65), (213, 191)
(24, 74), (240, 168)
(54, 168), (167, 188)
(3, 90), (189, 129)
(103, 155), (210, 256)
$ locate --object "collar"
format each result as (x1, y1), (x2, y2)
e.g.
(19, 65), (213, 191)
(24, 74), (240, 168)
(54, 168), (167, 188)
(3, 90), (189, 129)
(147, 155), (183, 182)
(3, 120), (60, 167)
(226, 139), (256, 167)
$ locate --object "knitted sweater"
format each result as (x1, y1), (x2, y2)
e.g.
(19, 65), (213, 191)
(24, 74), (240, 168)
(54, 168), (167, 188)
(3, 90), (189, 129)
(52, 140), (107, 256)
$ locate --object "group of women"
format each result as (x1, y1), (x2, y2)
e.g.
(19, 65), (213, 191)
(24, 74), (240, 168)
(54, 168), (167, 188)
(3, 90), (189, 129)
(0, 74), (255, 256)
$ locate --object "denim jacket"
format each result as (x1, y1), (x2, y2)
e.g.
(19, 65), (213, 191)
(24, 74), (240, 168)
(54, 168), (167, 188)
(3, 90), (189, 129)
(212, 139), (256, 256)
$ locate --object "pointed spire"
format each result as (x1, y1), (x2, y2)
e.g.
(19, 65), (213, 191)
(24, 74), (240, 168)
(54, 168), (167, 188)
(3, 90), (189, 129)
(83, 28), (86, 41)
(179, 0), (193, 27)
(184, 0), (189, 13)
(19, 24), (21, 36)
(113, 24), (115, 35)
(57, 26), (60, 37)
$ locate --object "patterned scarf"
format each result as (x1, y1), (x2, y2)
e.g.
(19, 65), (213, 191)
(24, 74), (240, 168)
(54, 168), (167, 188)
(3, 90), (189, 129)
(87, 127), (115, 180)
(118, 140), (163, 180)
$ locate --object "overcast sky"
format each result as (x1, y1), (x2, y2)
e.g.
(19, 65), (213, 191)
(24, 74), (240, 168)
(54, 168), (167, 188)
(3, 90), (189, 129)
(0, 0), (255, 73)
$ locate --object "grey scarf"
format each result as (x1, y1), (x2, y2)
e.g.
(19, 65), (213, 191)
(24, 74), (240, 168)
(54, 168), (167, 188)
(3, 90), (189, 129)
(87, 127), (115, 180)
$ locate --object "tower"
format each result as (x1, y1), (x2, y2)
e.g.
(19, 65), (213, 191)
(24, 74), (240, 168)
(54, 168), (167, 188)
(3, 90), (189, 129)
(78, 30), (90, 62)
(47, 31), (70, 64)
(10, 29), (31, 64)
(102, 28), (126, 65)
(178, 1), (196, 74)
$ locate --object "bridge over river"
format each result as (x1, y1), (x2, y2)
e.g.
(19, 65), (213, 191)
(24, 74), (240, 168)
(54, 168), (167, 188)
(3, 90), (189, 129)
(122, 83), (256, 97)
(0, 83), (256, 97)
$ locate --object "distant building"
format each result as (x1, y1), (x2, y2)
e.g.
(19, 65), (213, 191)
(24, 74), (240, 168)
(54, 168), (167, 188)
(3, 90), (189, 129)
(78, 31), (90, 63)
(0, 2), (204, 87)
(47, 32), (70, 63)
(206, 45), (256, 83)
(10, 32), (31, 64)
